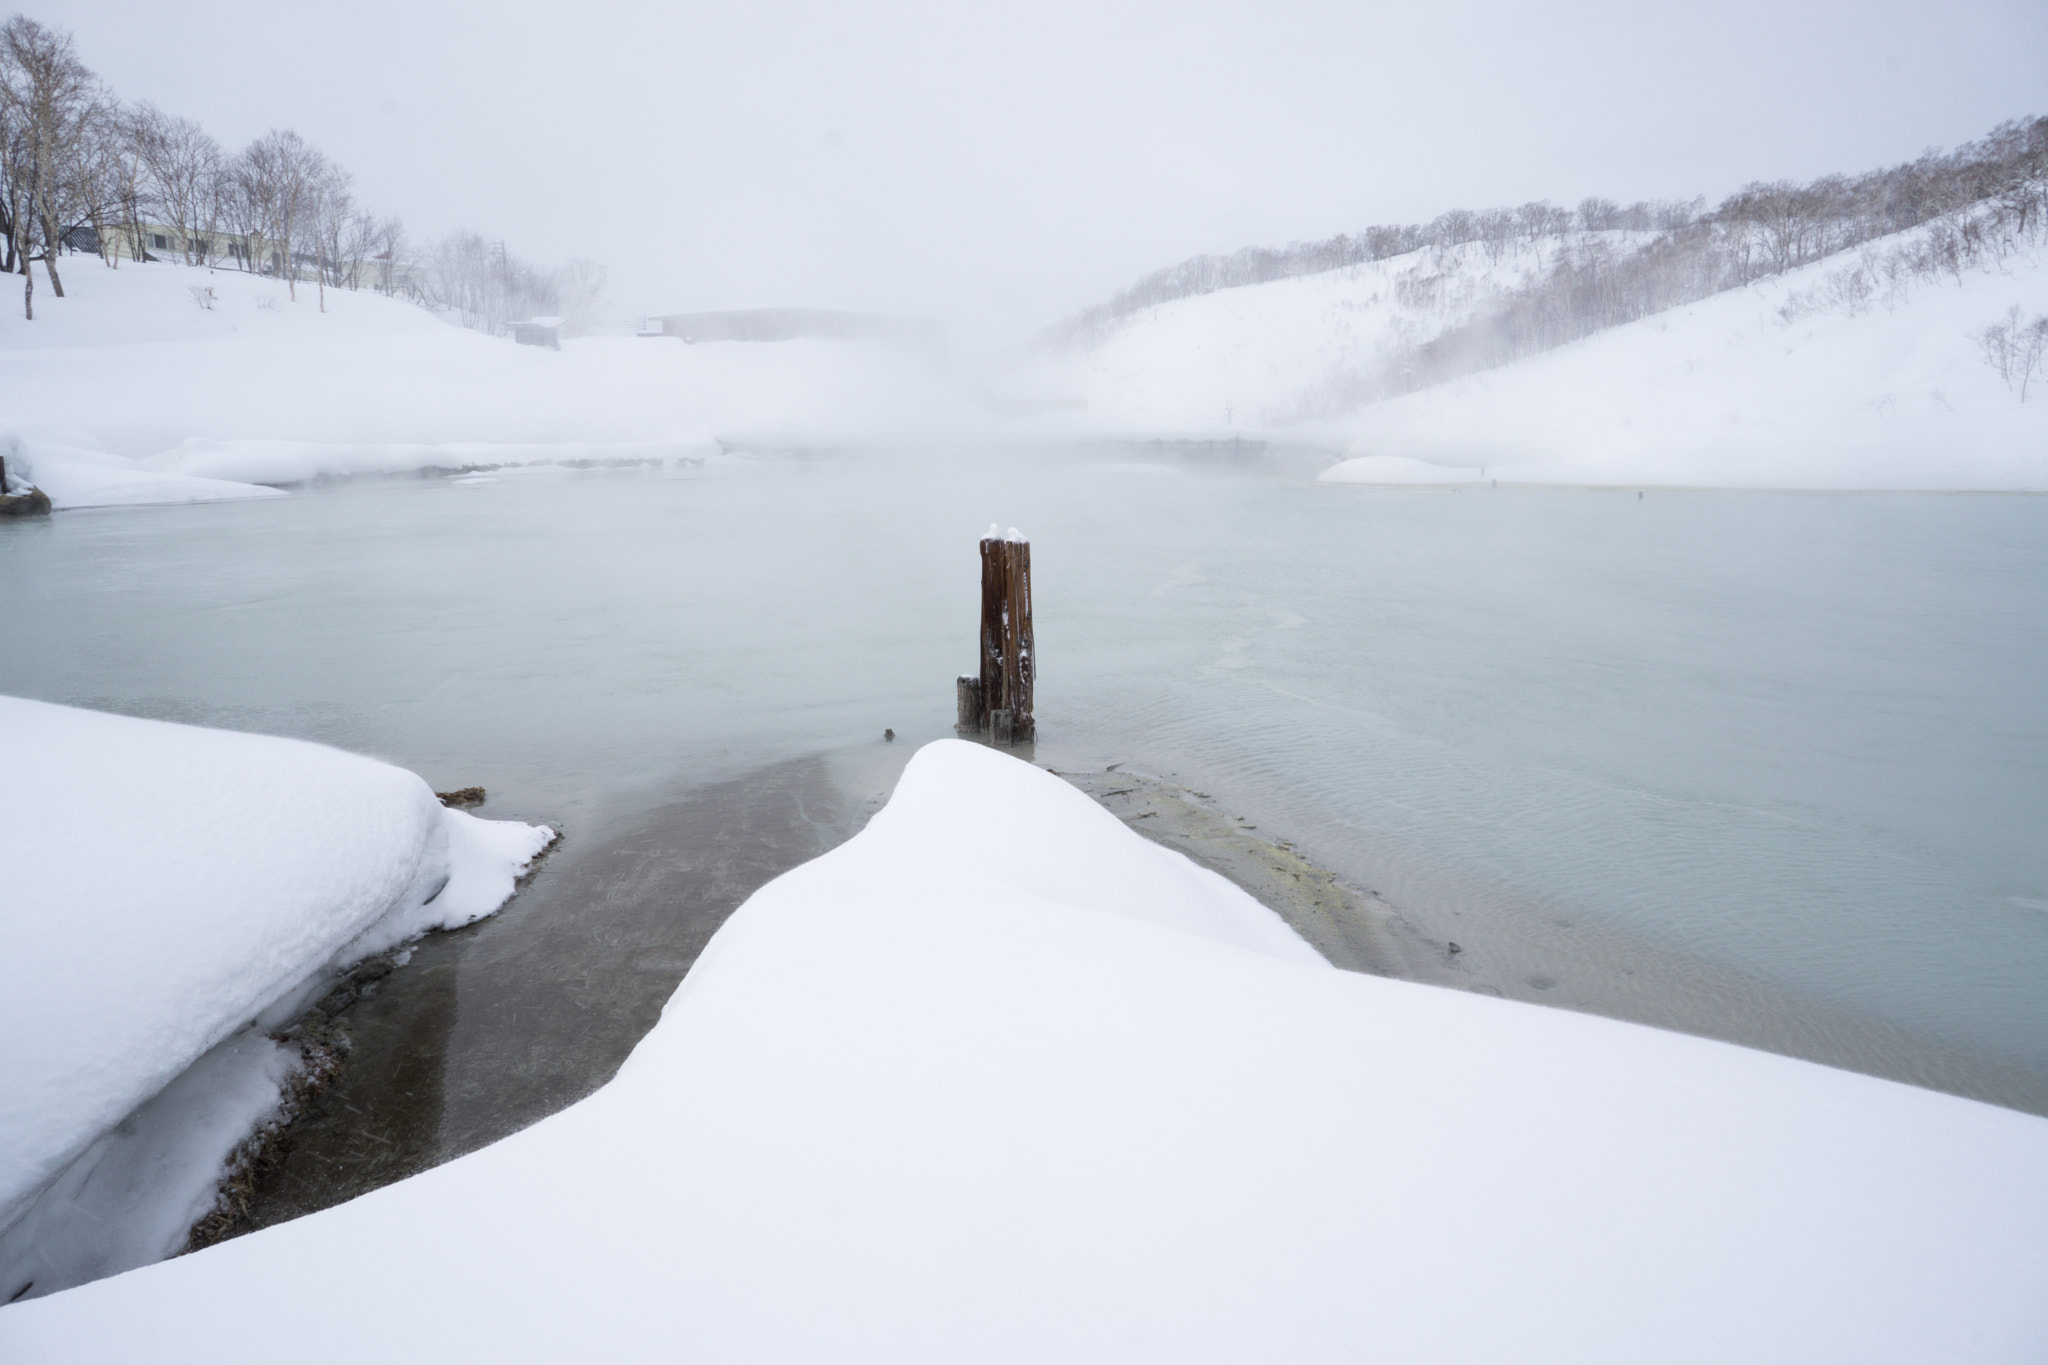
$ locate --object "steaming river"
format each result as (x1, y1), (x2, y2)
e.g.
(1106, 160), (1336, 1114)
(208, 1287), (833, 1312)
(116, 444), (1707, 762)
(6, 454), (2047, 1118)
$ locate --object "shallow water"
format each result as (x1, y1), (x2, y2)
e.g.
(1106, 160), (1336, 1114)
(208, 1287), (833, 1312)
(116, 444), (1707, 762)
(4, 455), (2045, 1113)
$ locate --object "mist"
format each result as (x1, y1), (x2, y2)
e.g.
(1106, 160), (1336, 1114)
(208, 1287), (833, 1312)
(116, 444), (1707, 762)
(9, 0), (2048, 1338)
(34, 0), (2048, 336)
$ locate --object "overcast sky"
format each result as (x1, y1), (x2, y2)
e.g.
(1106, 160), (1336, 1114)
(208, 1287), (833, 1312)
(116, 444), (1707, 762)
(38, 0), (2048, 334)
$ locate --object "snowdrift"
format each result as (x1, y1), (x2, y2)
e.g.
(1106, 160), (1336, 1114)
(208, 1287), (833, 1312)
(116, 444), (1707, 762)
(5, 740), (2043, 1362)
(0, 259), (982, 509)
(0, 697), (552, 1296)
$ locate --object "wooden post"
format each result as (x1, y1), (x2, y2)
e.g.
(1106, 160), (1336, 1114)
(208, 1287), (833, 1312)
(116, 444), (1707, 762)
(975, 527), (1034, 744)
(956, 675), (984, 733)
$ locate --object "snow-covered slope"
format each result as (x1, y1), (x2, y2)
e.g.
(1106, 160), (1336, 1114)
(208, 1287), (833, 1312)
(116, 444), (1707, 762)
(1030, 221), (2048, 489)
(1325, 230), (2048, 490)
(1019, 236), (1571, 430)
(0, 697), (552, 1298)
(0, 259), (980, 508)
(6, 740), (2043, 1363)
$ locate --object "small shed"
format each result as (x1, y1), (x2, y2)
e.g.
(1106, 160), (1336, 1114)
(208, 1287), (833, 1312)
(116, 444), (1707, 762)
(512, 316), (564, 350)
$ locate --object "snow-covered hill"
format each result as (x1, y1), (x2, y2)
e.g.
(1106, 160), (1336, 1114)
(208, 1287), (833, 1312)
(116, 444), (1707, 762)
(1328, 227), (2048, 490)
(0, 259), (981, 508)
(1016, 235), (1582, 430)
(1025, 221), (2048, 489)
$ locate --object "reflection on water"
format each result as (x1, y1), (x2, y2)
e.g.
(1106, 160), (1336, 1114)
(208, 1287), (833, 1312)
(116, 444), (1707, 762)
(3, 456), (2045, 1114)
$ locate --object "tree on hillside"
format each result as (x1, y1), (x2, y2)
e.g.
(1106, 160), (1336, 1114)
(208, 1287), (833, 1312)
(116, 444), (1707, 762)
(0, 14), (101, 317)
(237, 129), (326, 300)
(130, 104), (222, 265)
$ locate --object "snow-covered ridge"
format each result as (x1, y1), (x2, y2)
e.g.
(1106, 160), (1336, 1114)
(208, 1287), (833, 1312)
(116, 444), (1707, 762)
(0, 697), (552, 1299)
(4, 739), (2044, 1362)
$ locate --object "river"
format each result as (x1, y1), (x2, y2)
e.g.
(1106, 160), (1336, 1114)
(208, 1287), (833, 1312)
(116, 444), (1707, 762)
(5, 451), (2045, 1127)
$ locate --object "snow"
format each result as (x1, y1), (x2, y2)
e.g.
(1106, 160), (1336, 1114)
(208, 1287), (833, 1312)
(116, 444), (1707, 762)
(1022, 236), (1568, 430)
(5, 739), (2043, 1362)
(1324, 227), (2048, 490)
(3, 429), (284, 510)
(0, 696), (552, 1298)
(12, 225), (2043, 503)
(0, 1032), (299, 1297)
(0, 257), (983, 509)
(1028, 222), (2048, 490)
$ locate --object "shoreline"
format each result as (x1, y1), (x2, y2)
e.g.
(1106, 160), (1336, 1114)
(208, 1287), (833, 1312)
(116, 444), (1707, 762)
(164, 736), (2048, 1266)
(1052, 753), (2048, 1119)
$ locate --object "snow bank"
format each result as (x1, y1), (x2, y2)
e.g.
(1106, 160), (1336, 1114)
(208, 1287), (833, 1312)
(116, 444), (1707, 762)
(0, 696), (551, 1289)
(6, 740), (2044, 1362)
(0, 258), (984, 508)
(144, 436), (712, 486)
(2, 429), (281, 510)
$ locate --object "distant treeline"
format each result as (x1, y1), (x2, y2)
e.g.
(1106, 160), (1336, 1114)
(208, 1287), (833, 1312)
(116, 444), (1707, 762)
(1054, 116), (2048, 399)
(0, 12), (601, 330)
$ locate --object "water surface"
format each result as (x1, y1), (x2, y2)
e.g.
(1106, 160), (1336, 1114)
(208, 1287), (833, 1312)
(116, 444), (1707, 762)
(4, 456), (2044, 1112)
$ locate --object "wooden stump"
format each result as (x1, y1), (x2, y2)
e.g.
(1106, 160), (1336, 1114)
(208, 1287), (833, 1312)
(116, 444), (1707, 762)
(956, 675), (985, 733)
(974, 530), (1034, 744)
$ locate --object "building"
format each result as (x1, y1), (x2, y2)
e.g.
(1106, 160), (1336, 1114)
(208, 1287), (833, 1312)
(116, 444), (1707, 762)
(512, 316), (563, 349)
(76, 221), (423, 295)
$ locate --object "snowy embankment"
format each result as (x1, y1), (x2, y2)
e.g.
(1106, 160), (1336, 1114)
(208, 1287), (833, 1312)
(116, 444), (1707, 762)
(0, 697), (551, 1300)
(6, 740), (2044, 1363)
(0, 259), (981, 510)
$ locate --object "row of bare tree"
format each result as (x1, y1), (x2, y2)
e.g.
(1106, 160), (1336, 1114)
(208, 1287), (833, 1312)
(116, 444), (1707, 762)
(1054, 116), (2048, 358)
(0, 16), (405, 320)
(1358, 117), (2048, 407)
(0, 12), (603, 333)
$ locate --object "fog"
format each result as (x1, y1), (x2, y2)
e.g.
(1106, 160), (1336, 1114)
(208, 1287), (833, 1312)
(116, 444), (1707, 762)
(35, 0), (2048, 335)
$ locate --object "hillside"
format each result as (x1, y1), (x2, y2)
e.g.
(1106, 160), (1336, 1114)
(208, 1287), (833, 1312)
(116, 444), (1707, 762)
(0, 260), (979, 508)
(1324, 224), (2048, 489)
(1019, 216), (2048, 489)
(1013, 235), (1581, 430)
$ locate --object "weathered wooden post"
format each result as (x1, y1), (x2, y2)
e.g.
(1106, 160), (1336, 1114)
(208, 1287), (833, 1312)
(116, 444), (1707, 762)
(956, 525), (1034, 744)
(955, 674), (984, 733)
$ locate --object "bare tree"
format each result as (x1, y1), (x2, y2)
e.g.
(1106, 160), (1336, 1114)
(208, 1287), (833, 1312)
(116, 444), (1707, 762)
(1576, 197), (1620, 232)
(1977, 307), (2048, 401)
(130, 103), (222, 264)
(237, 128), (326, 300)
(0, 15), (100, 316)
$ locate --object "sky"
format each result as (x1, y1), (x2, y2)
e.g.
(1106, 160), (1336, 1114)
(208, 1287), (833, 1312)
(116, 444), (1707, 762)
(38, 0), (2048, 337)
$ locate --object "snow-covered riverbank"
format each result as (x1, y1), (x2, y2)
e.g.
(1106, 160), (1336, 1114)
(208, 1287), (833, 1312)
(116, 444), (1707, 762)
(6, 739), (2043, 1362)
(0, 697), (552, 1301)
(0, 259), (982, 509)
